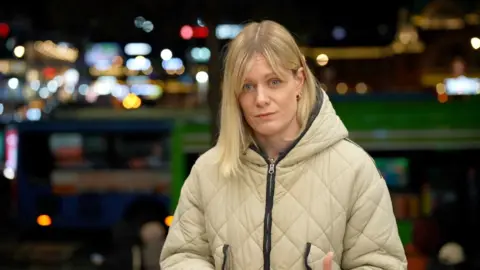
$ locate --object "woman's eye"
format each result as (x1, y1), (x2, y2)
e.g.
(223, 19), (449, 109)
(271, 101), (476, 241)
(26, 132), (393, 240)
(269, 79), (281, 86)
(243, 84), (254, 91)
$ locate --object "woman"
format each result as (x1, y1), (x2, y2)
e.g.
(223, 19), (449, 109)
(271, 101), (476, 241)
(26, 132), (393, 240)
(160, 20), (407, 270)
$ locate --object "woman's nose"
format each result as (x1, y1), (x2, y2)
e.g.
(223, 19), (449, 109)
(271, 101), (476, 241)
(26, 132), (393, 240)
(255, 87), (270, 106)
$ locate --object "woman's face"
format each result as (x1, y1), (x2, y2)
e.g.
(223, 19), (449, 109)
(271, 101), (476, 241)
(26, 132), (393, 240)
(238, 54), (304, 138)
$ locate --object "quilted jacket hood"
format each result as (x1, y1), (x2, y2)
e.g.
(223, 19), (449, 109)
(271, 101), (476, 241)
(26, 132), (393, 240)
(243, 89), (349, 167)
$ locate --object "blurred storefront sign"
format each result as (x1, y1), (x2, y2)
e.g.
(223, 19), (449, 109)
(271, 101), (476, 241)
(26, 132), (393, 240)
(51, 171), (170, 194)
(444, 76), (480, 95)
(0, 60), (26, 75)
(26, 41), (78, 63)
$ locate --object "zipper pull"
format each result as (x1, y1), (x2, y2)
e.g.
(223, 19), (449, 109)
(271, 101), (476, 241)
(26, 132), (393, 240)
(268, 163), (275, 174)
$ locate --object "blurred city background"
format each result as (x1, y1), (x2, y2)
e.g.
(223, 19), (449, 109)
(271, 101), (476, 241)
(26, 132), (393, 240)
(0, 0), (478, 269)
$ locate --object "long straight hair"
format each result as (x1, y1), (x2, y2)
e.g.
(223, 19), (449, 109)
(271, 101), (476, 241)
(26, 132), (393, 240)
(215, 20), (319, 177)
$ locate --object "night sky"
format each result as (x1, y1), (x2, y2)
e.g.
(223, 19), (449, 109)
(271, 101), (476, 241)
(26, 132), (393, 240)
(0, 0), (477, 50)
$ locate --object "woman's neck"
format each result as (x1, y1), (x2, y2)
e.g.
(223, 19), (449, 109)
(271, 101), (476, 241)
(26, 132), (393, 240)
(255, 121), (301, 161)
(258, 137), (291, 161)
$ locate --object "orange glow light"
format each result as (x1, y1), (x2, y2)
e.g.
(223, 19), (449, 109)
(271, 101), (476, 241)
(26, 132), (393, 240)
(437, 93), (448, 103)
(37, 214), (52, 227)
(164, 215), (174, 227)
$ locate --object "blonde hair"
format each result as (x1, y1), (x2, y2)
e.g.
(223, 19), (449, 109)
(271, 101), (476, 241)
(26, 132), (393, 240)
(216, 20), (319, 177)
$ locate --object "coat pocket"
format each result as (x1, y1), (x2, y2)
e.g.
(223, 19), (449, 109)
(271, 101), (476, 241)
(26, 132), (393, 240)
(304, 242), (340, 270)
(214, 244), (230, 270)
(222, 245), (230, 270)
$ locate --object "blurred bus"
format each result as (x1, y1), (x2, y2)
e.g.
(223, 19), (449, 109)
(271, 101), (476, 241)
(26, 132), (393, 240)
(5, 109), (208, 251)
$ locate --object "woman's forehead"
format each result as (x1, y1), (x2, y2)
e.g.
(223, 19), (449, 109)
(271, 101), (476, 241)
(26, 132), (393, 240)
(243, 54), (288, 81)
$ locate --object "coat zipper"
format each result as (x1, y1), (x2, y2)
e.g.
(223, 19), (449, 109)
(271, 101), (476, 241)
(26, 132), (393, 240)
(263, 158), (276, 269)
(254, 89), (322, 269)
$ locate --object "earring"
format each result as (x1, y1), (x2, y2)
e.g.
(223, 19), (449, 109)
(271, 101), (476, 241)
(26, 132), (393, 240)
(296, 94), (301, 101)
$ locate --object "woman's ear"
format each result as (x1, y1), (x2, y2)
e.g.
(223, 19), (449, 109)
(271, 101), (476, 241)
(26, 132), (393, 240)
(295, 67), (305, 92)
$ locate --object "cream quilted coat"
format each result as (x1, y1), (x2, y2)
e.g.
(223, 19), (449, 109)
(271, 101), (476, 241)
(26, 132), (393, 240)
(161, 91), (407, 270)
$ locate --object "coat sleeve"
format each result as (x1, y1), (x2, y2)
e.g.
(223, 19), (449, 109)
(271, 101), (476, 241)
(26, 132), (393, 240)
(341, 157), (408, 270)
(160, 164), (214, 270)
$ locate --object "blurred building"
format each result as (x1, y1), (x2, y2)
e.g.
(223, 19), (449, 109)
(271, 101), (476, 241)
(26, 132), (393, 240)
(301, 0), (480, 96)
(0, 3), (478, 119)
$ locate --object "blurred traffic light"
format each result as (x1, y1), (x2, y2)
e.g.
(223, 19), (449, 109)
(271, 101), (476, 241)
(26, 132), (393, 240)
(180, 25), (193, 40)
(192, 26), (208, 38)
(0, 23), (10, 38)
(180, 25), (208, 40)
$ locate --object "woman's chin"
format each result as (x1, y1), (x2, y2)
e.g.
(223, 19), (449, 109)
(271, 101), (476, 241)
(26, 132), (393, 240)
(251, 123), (282, 137)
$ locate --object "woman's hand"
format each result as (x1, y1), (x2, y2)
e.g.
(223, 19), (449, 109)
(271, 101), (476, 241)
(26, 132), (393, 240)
(323, 252), (334, 270)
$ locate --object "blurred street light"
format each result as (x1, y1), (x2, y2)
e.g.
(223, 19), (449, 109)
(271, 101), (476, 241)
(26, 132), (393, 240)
(160, 49), (172, 61)
(13, 45), (24, 58)
(471, 37), (480, 50)
(316, 54), (329, 66)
